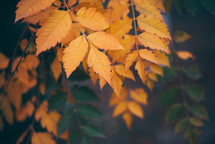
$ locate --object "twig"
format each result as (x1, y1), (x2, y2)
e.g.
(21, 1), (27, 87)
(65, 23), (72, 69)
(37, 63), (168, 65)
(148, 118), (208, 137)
(16, 125), (33, 144)
(0, 36), (33, 104)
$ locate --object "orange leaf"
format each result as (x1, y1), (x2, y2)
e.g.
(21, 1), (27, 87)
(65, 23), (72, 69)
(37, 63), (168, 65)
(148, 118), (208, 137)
(36, 10), (72, 55)
(114, 64), (135, 81)
(154, 50), (170, 67)
(0, 98), (14, 125)
(122, 112), (133, 129)
(15, 0), (56, 22)
(137, 15), (171, 40)
(176, 51), (195, 60)
(99, 76), (107, 90)
(24, 54), (40, 70)
(130, 88), (148, 105)
(111, 70), (123, 97)
(0, 53), (10, 70)
(109, 87), (128, 107)
(149, 63), (164, 76)
(63, 36), (88, 78)
(40, 111), (61, 136)
(0, 72), (5, 88)
(88, 32), (124, 50)
(138, 32), (170, 54)
(139, 49), (158, 64)
(87, 44), (112, 85)
(31, 132), (56, 144)
(113, 101), (127, 117)
(76, 7), (109, 31)
(135, 59), (148, 84)
(22, 6), (58, 25)
(125, 50), (138, 71)
(128, 102), (144, 118)
(89, 67), (99, 86)
(51, 57), (62, 81)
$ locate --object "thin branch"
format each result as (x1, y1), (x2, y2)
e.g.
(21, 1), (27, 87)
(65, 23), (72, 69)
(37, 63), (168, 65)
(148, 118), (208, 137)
(0, 36), (33, 104)
(130, 0), (139, 52)
(171, 42), (189, 117)
(16, 125), (33, 144)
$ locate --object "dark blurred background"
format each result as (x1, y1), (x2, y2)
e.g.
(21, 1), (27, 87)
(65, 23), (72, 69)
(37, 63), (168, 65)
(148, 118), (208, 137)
(0, 0), (215, 144)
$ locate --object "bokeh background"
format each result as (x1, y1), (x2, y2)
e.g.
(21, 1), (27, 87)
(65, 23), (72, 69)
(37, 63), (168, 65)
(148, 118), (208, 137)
(0, 1), (215, 144)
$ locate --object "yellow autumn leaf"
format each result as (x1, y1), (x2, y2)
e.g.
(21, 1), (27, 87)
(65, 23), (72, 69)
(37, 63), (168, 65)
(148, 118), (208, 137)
(122, 112), (133, 129)
(61, 23), (79, 46)
(111, 69), (123, 97)
(113, 101), (127, 117)
(138, 32), (170, 54)
(114, 64), (135, 81)
(134, 0), (163, 20)
(0, 53), (10, 70)
(35, 101), (48, 121)
(154, 50), (170, 67)
(87, 44), (112, 85)
(125, 50), (138, 71)
(176, 51), (195, 60)
(99, 76), (107, 90)
(109, 87), (128, 107)
(149, 63), (164, 76)
(148, 72), (158, 82)
(15, 0), (56, 22)
(63, 36), (89, 78)
(40, 111), (61, 136)
(16, 101), (35, 122)
(22, 6), (58, 25)
(24, 54), (40, 70)
(31, 132), (56, 144)
(146, 78), (154, 91)
(51, 57), (62, 81)
(128, 102), (144, 118)
(89, 67), (99, 86)
(135, 58), (148, 84)
(137, 15), (171, 40)
(76, 7), (109, 31)
(110, 16), (132, 39)
(88, 32), (124, 50)
(130, 88), (148, 105)
(7, 81), (22, 110)
(139, 49), (158, 64)
(108, 35), (135, 63)
(36, 10), (72, 55)
(0, 98), (14, 125)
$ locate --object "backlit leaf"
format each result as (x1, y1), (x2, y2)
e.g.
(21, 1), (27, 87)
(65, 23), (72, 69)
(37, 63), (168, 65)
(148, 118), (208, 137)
(15, 0), (56, 22)
(36, 10), (71, 55)
(87, 44), (111, 85)
(76, 7), (109, 31)
(88, 32), (124, 50)
(0, 53), (10, 70)
(130, 88), (148, 105)
(31, 132), (56, 144)
(63, 35), (89, 78)
(128, 102), (144, 118)
(113, 101), (127, 117)
(176, 51), (195, 60)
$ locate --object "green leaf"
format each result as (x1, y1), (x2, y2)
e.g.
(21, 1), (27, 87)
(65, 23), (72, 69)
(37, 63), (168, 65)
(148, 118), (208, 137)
(80, 136), (93, 144)
(158, 67), (178, 83)
(69, 132), (81, 144)
(174, 118), (188, 134)
(71, 86), (99, 102)
(181, 64), (201, 80)
(160, 87), (180, 106)
(165, 103), (184, 124)
(69, 68), (90, 82)
(81, 124), (104, 138)
(188, 117), (204, 127)
(201, 0), (215, 15)
(185, 84), (204, 102)
(186, 0), (200, 15)
(187, 104), (208, 119)
(184, 125), (196, 144)
(48, 91), (67, 112)
(57, 111), (73, 136)
(76, 104), (103, 119)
